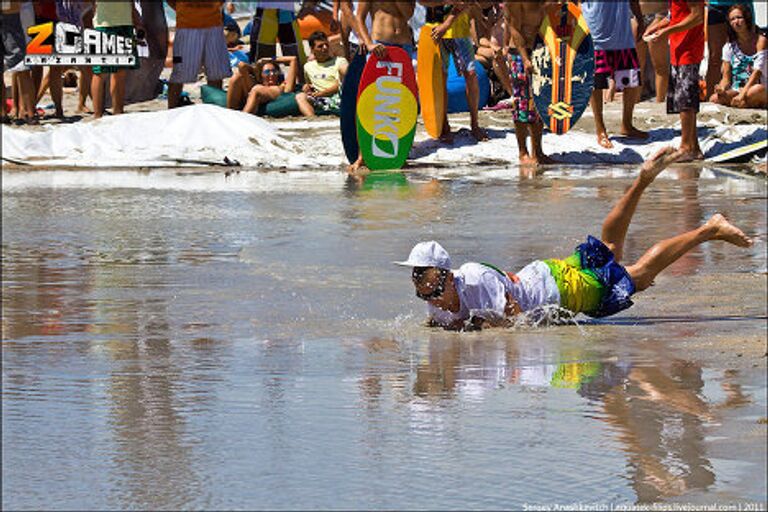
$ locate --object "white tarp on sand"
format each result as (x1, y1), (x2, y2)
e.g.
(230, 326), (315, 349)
(2, 104), (765, 170)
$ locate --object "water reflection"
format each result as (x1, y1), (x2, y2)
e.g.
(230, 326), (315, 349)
(357, 335), (753, 503)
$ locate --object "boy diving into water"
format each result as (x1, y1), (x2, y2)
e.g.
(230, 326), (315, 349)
(395, 147), (753, 331)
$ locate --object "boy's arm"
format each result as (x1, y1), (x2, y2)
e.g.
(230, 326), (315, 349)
(629, 0), (645, 42)
(340, 0), (365, 47)
(658, 1), (704, 38)
(503, 2), (531, 69)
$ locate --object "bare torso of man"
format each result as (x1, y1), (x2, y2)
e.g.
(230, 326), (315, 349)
(368, 1), (414, 45)
(505, 1), (546, 50)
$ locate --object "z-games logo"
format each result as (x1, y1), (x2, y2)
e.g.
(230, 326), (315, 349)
(25, 22), (136, 66)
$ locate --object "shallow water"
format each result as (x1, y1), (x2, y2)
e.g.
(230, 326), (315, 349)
(2, 167), (767, 510)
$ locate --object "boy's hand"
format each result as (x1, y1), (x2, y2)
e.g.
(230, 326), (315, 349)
(431, 20), (451, 42)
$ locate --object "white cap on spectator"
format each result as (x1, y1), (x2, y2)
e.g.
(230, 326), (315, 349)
(394, 241), (452, 269)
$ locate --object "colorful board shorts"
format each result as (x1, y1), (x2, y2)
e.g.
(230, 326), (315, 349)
(169, 26), (232, 83)
(92, 26), (141, 75)
(594, 48), (641, 90)
(2, 12), (28, 72)
(543, 236), (636, 318)
(507, 51), (540, 124)
(309, 92), (341, 116)
(440, 37), (476, 74)
(248, 8), (305, 65)
(667, 63), (701, 114)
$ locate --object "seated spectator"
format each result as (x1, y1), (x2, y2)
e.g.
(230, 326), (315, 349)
(710, 4), (767, 108)
(167, 0), (232, 109)
(302, 31), (348, 116)
(227, 56), (313, 117)
(473, 2), (512, 106)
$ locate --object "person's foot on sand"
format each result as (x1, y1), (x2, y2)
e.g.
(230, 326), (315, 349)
(640, 146), (682, 183)
(706, 213), (753, 247)
(597, 132), (613, 149)
(620, 126), (649, 139)
(675, 148), (704, 162)
(519, 153), (538, 166)
(347, 156), (368, 176)
(439, 128), (454, 145)
(471, 126), (488, 142)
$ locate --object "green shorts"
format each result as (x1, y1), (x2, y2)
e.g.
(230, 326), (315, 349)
(92, 26), (140, 75)
(257, 92), (300, 117)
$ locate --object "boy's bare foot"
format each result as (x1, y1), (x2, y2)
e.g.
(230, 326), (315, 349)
(519, 154), (538, 165)
(597, 132), (613, 149)
(706, 214), (752, 247)
(347, 156), (368, 176)
(471, 126), (488, 142)
(676, 149), (704, 162)
(439, 128), (454, 145)
(639, 146), (681, 183)
(620, 126), (649, 139)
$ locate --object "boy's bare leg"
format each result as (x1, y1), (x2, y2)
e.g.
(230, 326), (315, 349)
(530, 120), (555, 164)
(77, 67), (93, 113)
(91, 72), (106, 119)
(590, 88), (613, 149)
(626, 214), (752, 291)
(515, 122), (533, 164)
(110, 70), (127, 115)
(601, 146), (681, 262)
(464, 71), (487, 141)
(678, 109), (703, 161)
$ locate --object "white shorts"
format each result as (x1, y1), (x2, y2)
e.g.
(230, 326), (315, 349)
(170, 26), (232, 84)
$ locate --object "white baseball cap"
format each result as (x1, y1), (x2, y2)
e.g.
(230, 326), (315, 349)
(394, 241), (452, 269)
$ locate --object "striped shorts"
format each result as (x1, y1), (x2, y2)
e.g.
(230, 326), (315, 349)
(170, 26), (232, 84)
(440, 37), (476, 74)
(248, 8), (305, 64)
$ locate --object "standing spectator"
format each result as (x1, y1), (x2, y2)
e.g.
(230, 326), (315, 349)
(709, 4), (767, 108)
(336, 0), (369, 60)
(425, 2), (488, 142)
(503, 1), (553, 165)
(473, 1), (512, 107)
(636, 0), (670, 102)
(167, 0), (232, 109)
(248, 1), (306, 65)
(31, 0), (64, 118)
(644, 0), (705, 161)
(704, 0), (754, 98)
(91, 0), (140, 119)
(2, 0), (36, 124)
(57, 0), (94, 113)
(580, 0), (648, 149)
(302, 30), (348, 115)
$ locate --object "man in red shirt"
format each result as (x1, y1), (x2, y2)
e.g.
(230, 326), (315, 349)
(643, 0), (705, 161)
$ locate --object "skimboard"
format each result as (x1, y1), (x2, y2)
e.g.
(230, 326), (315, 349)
(417, 24), (446, 138)
(340, 51), (366, 164)
(531, 1), (594, 134)
(707, 138), (767, 164)
(356, 47), (418, 170)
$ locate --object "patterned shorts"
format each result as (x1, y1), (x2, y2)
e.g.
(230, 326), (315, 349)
(309, 92), (341, 116)
(667, 63), (701, 114)
(594, 48), (641, 90)
(440, 37), (476, 74)
(506, 52), (540, 124)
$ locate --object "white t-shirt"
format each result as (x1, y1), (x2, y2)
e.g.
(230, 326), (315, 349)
(427, 261), (561, 328)
(509, 260), (561, 313)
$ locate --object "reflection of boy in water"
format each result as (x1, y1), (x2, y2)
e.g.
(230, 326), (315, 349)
(396, 147), (753, 331)
(503, 1), (555, 166)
